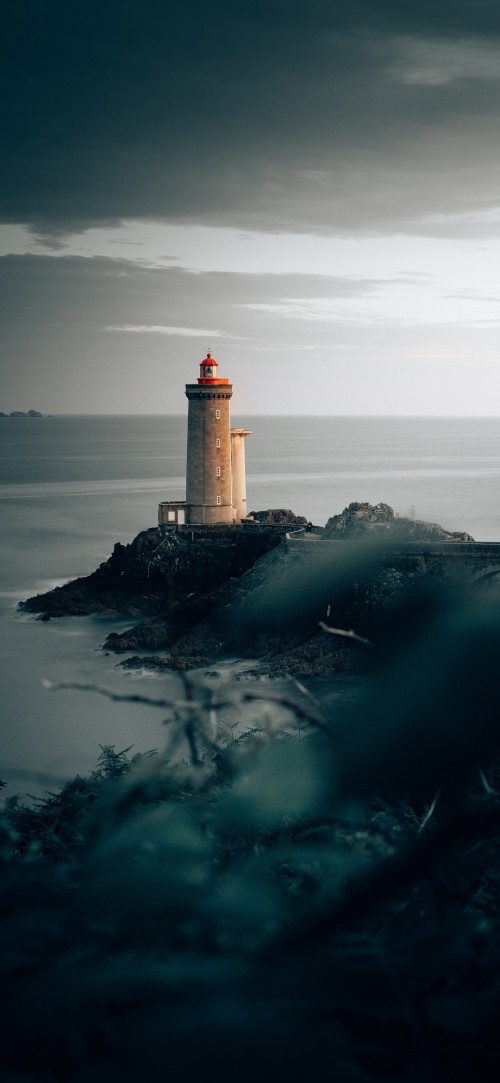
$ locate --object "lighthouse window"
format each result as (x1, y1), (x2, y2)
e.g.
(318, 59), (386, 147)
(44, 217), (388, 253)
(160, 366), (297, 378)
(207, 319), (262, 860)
(216, 438), (221, 449)
(216, 466), (221, 477)
(215, 409), (220, 419)
(216, 495), (221, 505)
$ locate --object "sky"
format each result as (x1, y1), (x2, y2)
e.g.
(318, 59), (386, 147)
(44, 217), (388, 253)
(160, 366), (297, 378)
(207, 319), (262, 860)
(2, 0), (500, 415)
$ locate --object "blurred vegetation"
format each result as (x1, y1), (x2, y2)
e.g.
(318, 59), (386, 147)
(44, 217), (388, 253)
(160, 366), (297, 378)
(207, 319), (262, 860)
(3, 576), (500, 1081)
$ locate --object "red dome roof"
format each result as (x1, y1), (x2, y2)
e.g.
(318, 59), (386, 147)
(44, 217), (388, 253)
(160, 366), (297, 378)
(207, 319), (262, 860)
(200, 351), (218, 368)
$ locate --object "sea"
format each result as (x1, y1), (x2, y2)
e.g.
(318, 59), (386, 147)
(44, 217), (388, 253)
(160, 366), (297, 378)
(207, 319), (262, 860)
(2, 414), (500, 797)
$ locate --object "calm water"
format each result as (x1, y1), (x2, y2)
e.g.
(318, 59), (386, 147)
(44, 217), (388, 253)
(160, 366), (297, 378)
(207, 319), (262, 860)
(1, 414), (500, 794)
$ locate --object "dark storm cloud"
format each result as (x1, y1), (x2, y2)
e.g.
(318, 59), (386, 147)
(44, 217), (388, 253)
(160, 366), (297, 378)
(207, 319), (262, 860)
(2, 0), (500, 237)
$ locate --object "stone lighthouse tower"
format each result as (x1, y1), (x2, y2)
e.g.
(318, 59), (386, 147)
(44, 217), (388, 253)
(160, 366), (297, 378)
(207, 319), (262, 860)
(158, 351), (251, 528)
(185, 350), (234, 525)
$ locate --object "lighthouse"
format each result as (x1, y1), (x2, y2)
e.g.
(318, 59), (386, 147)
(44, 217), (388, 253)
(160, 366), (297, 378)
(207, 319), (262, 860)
(158, 352), (251, 528)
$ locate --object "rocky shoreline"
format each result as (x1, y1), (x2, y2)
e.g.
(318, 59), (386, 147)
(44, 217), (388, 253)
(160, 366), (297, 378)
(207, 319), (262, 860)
(20, 502), (476, 678)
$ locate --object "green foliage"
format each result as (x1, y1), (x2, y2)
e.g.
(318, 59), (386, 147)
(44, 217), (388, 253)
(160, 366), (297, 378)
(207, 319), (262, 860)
(4, 586), (500, 1080)
(92, 743), (135, 779)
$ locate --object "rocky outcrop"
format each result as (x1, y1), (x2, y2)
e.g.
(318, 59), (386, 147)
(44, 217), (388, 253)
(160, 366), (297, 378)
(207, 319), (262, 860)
(3, 409), (43, 417)
(21, 502), (484, 679)
(324, 502), (473, 542)
(249, 509), (308, 525)
(20, 525), (284, 622)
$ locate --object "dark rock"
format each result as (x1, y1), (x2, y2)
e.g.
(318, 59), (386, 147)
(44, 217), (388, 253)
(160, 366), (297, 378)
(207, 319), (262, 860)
(4, 409), (43, 417)
(324, 502), (473, 542)
(264, 635), (366, 678)
(22, 504), (480, 680)
(106, 620), (172, 653)
(118, 653), (209, 671)
(20, 526), (283, 625)
(119, 654), (177, 670)
(248, 508), (308, 525)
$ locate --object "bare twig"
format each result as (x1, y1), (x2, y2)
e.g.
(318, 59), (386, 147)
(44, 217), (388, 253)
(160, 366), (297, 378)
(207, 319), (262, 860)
(185, 721), (201, 766)
(238, 691), (330, 733)
(42, 678), (188, 713)
(42, 678), (330, 734)
(418, 787), (442, 834)
(318, 621), (373, 647)
(479, 766), (495, 795)
(290, 676), (321, 705)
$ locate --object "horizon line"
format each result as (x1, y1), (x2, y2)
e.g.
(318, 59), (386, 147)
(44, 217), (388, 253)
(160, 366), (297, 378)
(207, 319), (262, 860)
(16, 413), (500, 421)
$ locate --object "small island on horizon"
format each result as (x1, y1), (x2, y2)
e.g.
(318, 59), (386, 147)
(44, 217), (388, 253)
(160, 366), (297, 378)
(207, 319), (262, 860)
(0, 408), (43, 417)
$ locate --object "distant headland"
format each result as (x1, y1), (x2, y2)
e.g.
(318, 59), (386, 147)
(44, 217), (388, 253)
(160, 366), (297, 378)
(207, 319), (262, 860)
(0, 409), (43, 417)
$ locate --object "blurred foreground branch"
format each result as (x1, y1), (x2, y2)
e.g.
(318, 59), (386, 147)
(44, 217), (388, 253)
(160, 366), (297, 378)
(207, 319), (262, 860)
(318, 620), (373, 646)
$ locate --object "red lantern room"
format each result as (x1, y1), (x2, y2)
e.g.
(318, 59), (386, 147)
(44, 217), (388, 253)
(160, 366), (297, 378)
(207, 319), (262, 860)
(197, 350), (229, 385)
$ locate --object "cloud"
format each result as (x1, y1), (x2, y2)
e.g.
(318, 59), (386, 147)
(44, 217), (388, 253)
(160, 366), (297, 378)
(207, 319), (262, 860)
(106, 325), (231, 337)
(3, 2), (500, 239)
(442, 290), (500, 303)
(3, 250), (500, 414)
(241, 299), (374, 322)
(384, 36), (500, 86)
(0, 254), (393, 409)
